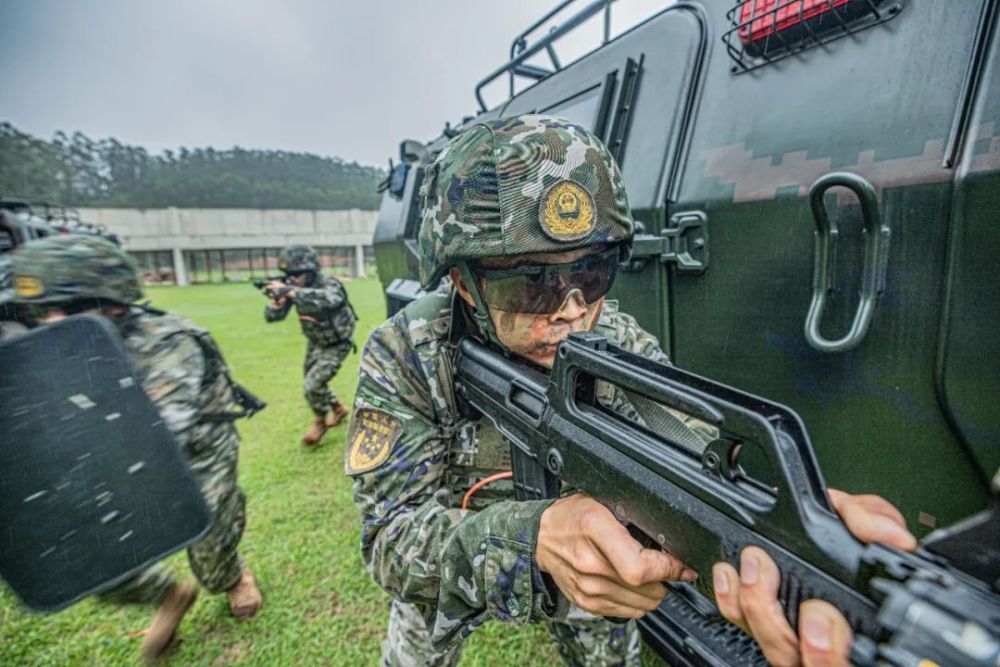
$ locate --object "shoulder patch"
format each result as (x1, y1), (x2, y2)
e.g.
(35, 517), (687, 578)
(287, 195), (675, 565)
(345, 408), (403, 475)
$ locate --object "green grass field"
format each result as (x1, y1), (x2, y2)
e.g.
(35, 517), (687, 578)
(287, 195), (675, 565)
(0, 280), (586, 666)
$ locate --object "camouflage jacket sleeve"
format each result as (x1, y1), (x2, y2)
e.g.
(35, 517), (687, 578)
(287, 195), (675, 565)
(293, 277), (346, 320)
(264, 299), (292, 322)
(348, 308), (562, 651)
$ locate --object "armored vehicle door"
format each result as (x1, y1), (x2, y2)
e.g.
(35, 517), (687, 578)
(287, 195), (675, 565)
(666, 1), (999, 534)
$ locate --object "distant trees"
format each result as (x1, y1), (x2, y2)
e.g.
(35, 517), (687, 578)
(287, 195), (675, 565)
(0, 123), (385, 210)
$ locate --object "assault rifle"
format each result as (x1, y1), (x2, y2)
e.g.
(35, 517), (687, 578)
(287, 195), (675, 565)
(454, 332), (1000, 667)
(252, 275), (293, 301)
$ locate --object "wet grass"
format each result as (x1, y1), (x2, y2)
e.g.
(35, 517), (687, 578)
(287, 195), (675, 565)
(0, 280), (568, 666)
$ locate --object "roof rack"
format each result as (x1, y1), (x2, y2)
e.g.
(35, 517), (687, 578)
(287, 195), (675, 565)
(475, 0), (616, 112)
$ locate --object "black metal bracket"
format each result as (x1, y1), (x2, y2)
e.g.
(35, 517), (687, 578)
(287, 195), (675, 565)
(628, 211), (709, 274)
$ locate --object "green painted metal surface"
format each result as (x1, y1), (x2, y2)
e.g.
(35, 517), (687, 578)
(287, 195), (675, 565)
(372, 0), (1000, 537)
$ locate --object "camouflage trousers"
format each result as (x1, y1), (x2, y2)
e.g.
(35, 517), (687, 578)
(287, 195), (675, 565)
(98, 430), (246, 606)
(303, 340), (352, 415)
(381, 600), (641, 667)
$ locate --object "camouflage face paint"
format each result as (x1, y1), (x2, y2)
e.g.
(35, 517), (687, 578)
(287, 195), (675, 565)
(487, 291), (604, 368)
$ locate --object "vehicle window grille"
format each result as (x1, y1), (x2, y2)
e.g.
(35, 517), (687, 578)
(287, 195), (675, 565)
(607, 56), (644, 166)
(722, 0), (904, 74)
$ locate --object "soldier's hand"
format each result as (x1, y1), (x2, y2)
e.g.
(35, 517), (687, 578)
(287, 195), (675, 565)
(536, 494), (697, 619)
(711, 489), (916, 667)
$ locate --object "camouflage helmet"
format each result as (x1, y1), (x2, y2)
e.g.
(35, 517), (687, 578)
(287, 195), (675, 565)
(417, 114), (635, 288)
(6, 235), (142, 306)
(278, 244), (320, 274)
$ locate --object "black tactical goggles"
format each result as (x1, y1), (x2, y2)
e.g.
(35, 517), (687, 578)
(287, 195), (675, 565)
(473, 245), (620, 314)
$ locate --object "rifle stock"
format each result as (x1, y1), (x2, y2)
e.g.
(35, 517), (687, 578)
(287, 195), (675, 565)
(454, 332), (1000, 667)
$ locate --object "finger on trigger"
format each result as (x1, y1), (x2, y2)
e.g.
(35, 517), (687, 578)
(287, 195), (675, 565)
(640, 547), (691, 583)
(600, 533), (685, 586)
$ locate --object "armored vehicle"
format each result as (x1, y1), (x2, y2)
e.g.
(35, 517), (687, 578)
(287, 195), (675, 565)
(373, 0), (999, 663)
(0, 199), (119, 253)
(0, 199), (119, 329)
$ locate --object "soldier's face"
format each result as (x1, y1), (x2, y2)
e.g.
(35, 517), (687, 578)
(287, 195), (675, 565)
(287, 273), (309, 287)
(452, 247), (604, 368)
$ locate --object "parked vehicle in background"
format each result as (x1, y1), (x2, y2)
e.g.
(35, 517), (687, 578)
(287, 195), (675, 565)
(0, 198), (120, 329)
(372, 0), (1000, 663)
(0, 198), (120, 253)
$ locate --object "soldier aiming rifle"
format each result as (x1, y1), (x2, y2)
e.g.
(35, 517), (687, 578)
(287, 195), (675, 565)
(262, 245), (357, 447)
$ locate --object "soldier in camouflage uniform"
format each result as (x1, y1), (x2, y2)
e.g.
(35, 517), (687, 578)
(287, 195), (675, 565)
(264, 244), (356, 446)
(348, 115), (917, 667)
(347, 115), (694, 667)
(4, 236), (264, 659)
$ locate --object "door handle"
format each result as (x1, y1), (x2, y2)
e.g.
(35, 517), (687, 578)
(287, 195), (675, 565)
(804, 172), (891, 353)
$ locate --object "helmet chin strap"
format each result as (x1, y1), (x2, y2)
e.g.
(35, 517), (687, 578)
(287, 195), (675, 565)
(455, 262), (510, 353)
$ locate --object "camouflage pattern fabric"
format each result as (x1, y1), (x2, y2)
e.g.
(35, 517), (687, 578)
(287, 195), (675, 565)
(266, 271), (355, 413)
(3, 235), (142, 305)
(381, 599), (461, 667)
(99, 309), (247, 603)
(303, 340), (353, 415)
(417, 115), (634, 288)
(265, 273), (356, 347)
(383, 598), (640, 667)
(277, 244), (321, 274)
(348, 287), (709, 664)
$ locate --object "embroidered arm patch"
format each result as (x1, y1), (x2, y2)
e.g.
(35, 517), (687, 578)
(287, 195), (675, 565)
(345, 408), (403, 475)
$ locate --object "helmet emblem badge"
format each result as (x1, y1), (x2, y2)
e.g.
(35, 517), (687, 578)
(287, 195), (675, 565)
(13, 276), (45, 298)
(539, 180), (595, 242)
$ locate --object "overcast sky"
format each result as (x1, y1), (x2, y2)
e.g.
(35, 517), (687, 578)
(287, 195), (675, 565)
(0, 1), (668, 167)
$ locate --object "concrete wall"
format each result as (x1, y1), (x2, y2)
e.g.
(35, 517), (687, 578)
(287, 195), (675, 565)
(76, 207), (377, 284)
(76, 207), (377, 251)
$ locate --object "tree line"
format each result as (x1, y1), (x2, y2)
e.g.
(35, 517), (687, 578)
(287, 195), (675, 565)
(0, 122), (385, 210)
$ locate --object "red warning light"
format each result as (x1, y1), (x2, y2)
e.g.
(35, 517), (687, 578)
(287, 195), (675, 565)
(737, 0), (877, 51)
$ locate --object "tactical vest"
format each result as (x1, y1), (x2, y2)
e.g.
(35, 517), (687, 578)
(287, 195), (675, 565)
(299, 275), (357, 348)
